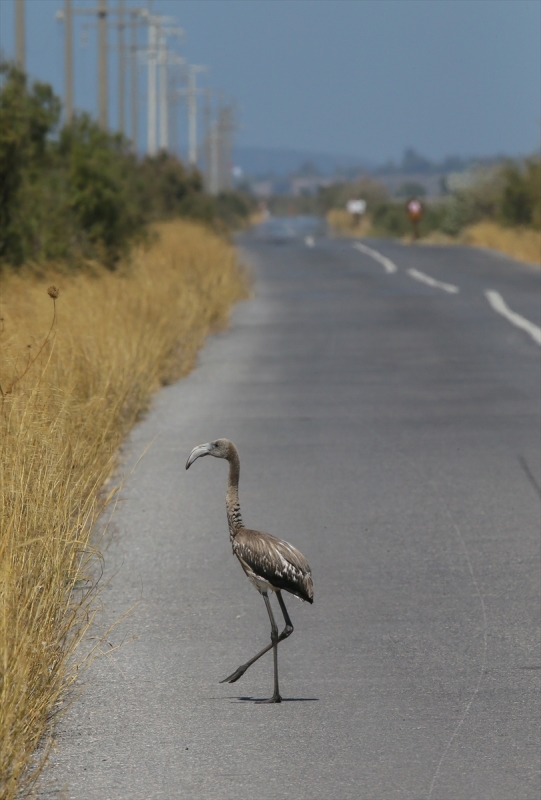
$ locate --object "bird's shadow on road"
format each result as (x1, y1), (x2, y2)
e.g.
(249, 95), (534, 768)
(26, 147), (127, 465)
(518, 455), (541, 500)
(232, 696), (319, 703)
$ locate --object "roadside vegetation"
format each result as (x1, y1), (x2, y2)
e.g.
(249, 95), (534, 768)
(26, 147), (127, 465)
(0, 61), (251, 270)
(323, 156), (541, 264)
(459, 221), (541, 265)
(0, 220), (248, 798)
(0, 61), (249, 797)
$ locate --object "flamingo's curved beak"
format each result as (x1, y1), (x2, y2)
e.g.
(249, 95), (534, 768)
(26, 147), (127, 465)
(186, 443), (211, 470)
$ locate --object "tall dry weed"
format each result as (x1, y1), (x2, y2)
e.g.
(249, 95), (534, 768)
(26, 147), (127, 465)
(326, 208), (373, 237)
(461, 221), (541, 265)
(0, 220), (247, 797)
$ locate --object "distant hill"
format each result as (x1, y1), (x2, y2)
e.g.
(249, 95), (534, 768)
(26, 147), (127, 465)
(233, 145), (372, 179)
(232, 145), (509, 182)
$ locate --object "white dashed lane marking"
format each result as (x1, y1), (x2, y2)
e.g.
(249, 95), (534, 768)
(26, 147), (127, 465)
(407, 268), (459, 294)
(352, 242), (397, 273)
(350, 242), (540, 348)
(485, 290), (541, 346)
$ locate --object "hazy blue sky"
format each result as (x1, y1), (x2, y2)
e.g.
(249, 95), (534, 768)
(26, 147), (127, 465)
(1, 0), (540, 162)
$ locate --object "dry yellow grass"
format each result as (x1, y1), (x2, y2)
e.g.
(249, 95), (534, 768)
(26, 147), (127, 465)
(326, 208), (373, 237)
(248, 210), (270, 226)
(0, 219), (248, 798)
(461, 221), (541, 265)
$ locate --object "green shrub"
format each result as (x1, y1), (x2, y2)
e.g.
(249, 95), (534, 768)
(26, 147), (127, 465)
(57, 115), (145, 265)
(371, 203), (410, 237)
(214, 191), (252, 228)
(0, 62), (62, 264)
(499, 158), (540, 229)
(136, 152), (210, 220)
(440, 158), (540, 236)
(371, 200), (446, 238)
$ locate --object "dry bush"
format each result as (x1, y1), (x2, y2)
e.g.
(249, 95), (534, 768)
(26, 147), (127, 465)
(461, 222), (541, 265)
(0, 219), (248, 797)
(249, 210), (270, 227)
(326, 208), (373, 237)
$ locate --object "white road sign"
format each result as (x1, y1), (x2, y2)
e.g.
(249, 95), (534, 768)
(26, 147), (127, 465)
(346, 199), (367, 215)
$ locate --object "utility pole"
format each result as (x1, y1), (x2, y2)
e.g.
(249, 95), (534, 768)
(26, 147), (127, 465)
(93, 5), (144, 139)
(64, 0), (73, 123)
(186, 65), (207, 166)
(139, 13), (182, 156)
(210, 99), (236, 192)
(129, 9), (139, 151)
(98, 0), (108, 129)
(75, 1), (109, 128)
(15, 0), (25, 71)
(203, 89), (222, 195)
(158, 26), (168, 151)
(203, 88), (212, 188)
(203, 88), (223, 193)
(210, 121), (220, 193)
(146, 17), (158, 155)
(117, 0), (126, 134)
(57, 1), (146, 134)
(160, 24), (184, 154)
(169, 83), (178, 157)
(218, 103), (228, 191)
(56, 1), (74, 123)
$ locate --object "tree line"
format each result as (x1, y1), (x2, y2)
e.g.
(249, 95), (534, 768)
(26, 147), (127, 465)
(277, 156), (540, 239)
(0, 61), (251, 269)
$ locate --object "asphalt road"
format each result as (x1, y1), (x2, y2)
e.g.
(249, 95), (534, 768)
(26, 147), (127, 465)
(41, 220), (540, 800)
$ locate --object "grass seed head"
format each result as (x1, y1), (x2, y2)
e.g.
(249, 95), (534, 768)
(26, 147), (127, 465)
(47, 286), (60, 299)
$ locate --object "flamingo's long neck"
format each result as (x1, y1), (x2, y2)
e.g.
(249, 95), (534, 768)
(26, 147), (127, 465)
(226, 447), (244, 538)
